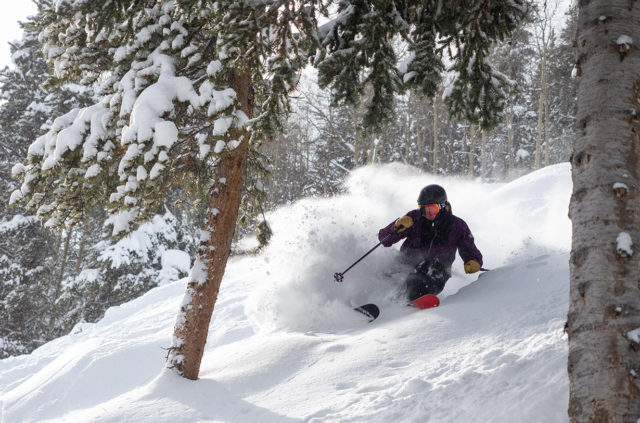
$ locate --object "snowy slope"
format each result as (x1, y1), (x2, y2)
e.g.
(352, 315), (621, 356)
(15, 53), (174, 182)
(0, 163), (572, 423)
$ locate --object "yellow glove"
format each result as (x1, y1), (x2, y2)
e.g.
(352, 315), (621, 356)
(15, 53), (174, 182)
(464, 260), (481, 274)
(394, 216), (413, 233)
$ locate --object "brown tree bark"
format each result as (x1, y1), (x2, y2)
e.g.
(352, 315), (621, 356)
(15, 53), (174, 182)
(168, 70), (253, 380)
(568, 1), (640, 421)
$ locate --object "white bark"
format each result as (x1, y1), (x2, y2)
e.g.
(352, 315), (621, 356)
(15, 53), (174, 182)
(568, 2), (640, 421)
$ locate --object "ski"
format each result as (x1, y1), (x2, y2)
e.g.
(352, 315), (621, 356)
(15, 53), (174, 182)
(411, 294), (440, 310)
(354, 303), (380, 322)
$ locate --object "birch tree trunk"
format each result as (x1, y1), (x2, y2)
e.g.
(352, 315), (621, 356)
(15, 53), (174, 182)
(568, 2), (640, 421)
(168, 70), (253, 380)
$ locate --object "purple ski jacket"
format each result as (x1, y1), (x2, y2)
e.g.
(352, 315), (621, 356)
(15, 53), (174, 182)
(378, 208), (482, 279)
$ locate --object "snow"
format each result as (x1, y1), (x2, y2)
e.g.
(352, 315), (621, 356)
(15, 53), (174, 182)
(617, 34), (633, 47)
(99, 212), (180, 268)
(37, 103), (112, 170)
(616, 232), (633, 257)
(189, 257), (208, 285)
(158, 249), (191, 286)
(84, 164), (102, 179)
(0, 163), (572, 422)
(628, 328), (640, 344)
(111, 209), (140, 237)
(0, 214), (38, 231)
(613, 182), (628, 191)
(515, 148), (530, 161)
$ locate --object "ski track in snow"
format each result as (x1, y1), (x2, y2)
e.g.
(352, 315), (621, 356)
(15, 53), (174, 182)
(0, 163), (571, 423)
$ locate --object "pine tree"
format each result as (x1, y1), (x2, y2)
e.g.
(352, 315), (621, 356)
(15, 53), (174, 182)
(11, 0), (318, 379)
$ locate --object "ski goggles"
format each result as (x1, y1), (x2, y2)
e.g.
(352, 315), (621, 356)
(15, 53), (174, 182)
(419, 203), (444, 218)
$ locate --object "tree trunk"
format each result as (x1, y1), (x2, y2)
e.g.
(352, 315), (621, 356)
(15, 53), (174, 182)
(48, 228), (72, 336)
(416, 121), (424, 170)
(404, 107), (411, 165)
(168, 70), (253, 380)
(269, 133), (280, 205)
(507, 102), (514, 174)
(507, 59), (515, 177)
(535, 48), (547, 170)
(75, 220), (87, 275)
(468, 124), (476, 178)
(568, 2), (640, 421)
(353, 104), (362, 167)
(480, 130), (487, 181)
(432, 95), (439, 175)
(544, 76), (550, 167)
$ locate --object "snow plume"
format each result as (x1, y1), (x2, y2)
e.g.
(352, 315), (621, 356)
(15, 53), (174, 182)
(245, 163), (572, 333)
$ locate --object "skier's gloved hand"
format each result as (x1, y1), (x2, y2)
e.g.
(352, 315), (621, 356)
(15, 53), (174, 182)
(394, 216), (413, 233)
(464, 260), (481, 274)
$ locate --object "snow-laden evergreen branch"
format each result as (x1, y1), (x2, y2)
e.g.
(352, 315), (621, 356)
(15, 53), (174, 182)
(12, 0), (316, 237)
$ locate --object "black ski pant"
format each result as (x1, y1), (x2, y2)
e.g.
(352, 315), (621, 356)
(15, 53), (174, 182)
(404, 259), (447, 301)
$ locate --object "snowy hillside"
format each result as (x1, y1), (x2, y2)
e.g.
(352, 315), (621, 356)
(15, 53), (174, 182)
(0, 163), (572, 423)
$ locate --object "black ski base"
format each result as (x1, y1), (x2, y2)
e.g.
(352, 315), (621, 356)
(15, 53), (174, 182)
(354, 303), (380, 322)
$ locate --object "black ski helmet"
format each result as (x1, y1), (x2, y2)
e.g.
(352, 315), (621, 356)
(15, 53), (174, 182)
(417, 184), (447, 205)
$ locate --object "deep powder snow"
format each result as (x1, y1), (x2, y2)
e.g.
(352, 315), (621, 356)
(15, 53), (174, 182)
(0, 163), (571, 422)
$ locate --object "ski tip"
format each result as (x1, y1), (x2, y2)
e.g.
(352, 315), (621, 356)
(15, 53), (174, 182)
(411, 294), (440, 310)
(354, 303), (380, 322)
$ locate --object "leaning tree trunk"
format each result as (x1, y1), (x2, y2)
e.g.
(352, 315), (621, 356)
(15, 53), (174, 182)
(567, 2), (640, 421)
(168, 70), (253, 380)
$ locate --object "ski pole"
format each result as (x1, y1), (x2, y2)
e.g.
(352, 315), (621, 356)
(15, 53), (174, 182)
(334, 227), (402, 282)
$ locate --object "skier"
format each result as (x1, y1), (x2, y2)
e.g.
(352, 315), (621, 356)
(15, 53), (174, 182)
(378, 184), (483, 302)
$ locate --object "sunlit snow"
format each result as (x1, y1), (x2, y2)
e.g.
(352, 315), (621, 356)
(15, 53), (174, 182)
(0, 163), (572, 423)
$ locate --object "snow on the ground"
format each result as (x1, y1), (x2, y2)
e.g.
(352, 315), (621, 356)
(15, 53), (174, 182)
(0, 163), (572, 423)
